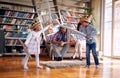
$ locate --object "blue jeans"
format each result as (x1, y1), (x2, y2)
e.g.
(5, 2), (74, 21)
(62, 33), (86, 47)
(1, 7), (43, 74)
(86, 42), (99, 66)
(52, 44), (69, 58)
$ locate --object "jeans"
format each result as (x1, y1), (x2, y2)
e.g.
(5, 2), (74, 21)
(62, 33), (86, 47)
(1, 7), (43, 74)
(86, 42), (99, 66)
(52, 44), (69, 58)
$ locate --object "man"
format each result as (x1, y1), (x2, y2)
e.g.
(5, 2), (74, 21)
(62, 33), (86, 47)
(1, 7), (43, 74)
(52, 27), (69, 61)
(80, 15), (99, 68)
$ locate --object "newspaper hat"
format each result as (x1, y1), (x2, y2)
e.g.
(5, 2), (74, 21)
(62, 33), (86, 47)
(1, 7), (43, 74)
(30, 20), (41, 30)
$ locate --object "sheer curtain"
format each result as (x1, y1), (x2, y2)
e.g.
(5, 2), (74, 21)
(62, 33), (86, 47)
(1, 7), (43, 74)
(103, 0), (112, 56)
(113, 0), (120, 57)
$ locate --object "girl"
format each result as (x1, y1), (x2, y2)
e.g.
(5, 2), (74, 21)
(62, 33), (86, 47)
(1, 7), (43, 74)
(71, 22), (86, 60)
(23, 20), (47, 69)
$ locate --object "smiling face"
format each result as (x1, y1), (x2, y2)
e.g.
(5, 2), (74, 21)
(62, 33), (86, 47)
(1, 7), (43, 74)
(34, 24), (42, 32)
(81, 21), (89, 27)
(60, 27), (67, 33)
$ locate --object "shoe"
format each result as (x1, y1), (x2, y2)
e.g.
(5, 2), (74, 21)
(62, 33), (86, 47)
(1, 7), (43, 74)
(37, 65), (43, 69)
(96, 65), (99, 68)
(54, 57), (58, 61)
(79, 58), (83, 61)
(24, 66), (28, 70)
(70, 56), (76, 60)
(70, 56), (73, 59)
(57, 57), (62, 61)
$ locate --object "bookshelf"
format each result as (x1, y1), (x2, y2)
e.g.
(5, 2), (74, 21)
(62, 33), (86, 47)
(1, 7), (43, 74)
(34, 0), (91, 58)
(52, 0), (91, 58)
(34, 0), (60, 35)
(0, 0), (36, 55)
(56, 0), (91, 29)
(35, 0), (89, 34)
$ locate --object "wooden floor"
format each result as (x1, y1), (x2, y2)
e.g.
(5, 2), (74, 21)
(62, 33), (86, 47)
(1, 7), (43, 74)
(0, 55), (120, 78)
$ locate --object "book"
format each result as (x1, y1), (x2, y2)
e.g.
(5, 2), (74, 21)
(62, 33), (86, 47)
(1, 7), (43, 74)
(69, 11), (76, 17)
(26, 20), (33, 25)
(52, 19), (60, 25)
(20, 26), (28, 32)
(3, 25), (13, 31)
(51, 14), (58, 19)
(0, 17), (3, 23)
(60, 10), (67, 16)
(66, 11), (71, 16)
(28, 13), (35, 19)
(11, 19), (16, 24)
(67, 17), (74, 22)
(0, 9), (6, 15)
(61, 16), (67, 21)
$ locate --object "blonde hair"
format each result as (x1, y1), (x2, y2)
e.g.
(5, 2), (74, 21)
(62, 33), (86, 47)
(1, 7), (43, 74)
(30, 21), (41, 30)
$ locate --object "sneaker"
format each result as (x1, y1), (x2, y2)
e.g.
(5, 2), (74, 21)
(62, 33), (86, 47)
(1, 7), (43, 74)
(96, 65), (99, 68)
(37, 65), (43, 69)
(70, 56), (74, 60)
(57, 57), (62, 61)
(24, 66), (28, 70)
(79, 58), (83, 61)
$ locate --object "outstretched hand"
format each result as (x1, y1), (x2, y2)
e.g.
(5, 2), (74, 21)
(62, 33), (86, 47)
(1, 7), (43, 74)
(86, 36), (93, 40)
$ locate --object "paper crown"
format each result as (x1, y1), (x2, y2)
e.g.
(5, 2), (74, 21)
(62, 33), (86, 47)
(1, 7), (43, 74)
(30, 20), (41, 30)
(80, 15), (93, 23)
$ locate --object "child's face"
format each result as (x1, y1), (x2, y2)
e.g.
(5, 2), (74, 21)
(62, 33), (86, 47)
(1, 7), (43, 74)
(82, 21), (89, 27)
(35, 25), (41, 31)
(37, 26), (41, 31)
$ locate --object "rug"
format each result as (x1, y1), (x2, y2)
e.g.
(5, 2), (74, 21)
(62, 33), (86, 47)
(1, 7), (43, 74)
(40, 60), (86, 68)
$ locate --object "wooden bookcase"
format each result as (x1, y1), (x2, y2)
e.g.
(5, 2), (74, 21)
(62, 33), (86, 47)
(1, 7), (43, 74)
(0, 0), (36, 55)
(56, 0), (91, 29)
(53, 0), (91, 58)
(34, 0), (60, 35)
(34, 0), (91, 58)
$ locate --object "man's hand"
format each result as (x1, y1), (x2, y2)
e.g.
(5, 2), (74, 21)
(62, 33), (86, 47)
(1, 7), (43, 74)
(60, 41), (68, 46)
(86, 36), (93, 40)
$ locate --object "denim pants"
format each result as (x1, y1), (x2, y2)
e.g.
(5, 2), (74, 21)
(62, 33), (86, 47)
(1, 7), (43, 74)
(86, 42), (99, 66)
(52, 44), (69, 58)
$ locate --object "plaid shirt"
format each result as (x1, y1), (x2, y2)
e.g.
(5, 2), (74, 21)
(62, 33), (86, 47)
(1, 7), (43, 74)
(52, 31), (68, 42)
(81, 24), (97, 44)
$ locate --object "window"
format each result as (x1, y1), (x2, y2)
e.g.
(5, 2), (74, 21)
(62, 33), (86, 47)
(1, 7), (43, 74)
(113, 0), (120, 56)
(103, 0), (112, 56)
(103, 0), (120, 57)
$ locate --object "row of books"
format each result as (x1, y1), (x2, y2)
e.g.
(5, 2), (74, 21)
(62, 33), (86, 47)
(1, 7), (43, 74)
(3, 25), (29, 32)
(61, 16), (79, 23)
(5, 32), (29, 38)
(0, 9), (35, 19)
(41, 14), (59, 23)
(5, 39), (22, 46)
(0, 17), (33, 25)
(0, 3), (35, 12)
(60, 10), (83, 18)
(40, 13), (60, 26)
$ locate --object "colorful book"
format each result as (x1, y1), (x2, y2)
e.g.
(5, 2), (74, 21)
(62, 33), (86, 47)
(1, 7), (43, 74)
(51, 14), (58, 19)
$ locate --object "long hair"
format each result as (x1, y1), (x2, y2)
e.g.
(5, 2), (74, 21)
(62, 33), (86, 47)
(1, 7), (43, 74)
(77, 22), (81, 31)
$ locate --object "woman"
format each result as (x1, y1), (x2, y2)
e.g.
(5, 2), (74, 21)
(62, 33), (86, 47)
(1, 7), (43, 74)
(71, 22), (86, 60)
